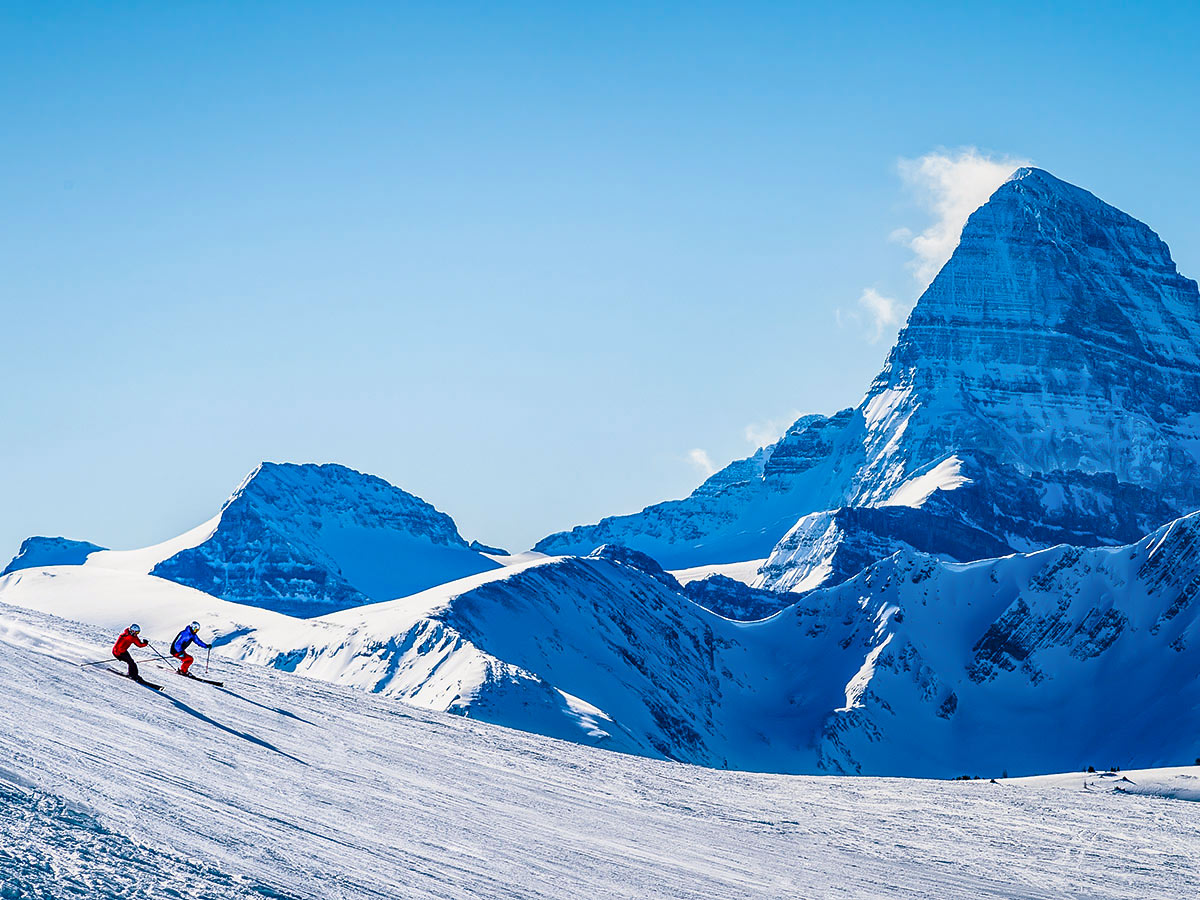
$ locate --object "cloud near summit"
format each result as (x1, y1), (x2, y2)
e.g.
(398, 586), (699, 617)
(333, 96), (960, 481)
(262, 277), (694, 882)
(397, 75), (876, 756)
(841, 147), (1029, 346)
(894, 147), (1031, 287)
(686, 448), (718, 477)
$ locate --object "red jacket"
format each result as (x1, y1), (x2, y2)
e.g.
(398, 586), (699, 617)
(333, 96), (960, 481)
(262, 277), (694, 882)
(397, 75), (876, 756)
(112, 629), (148, 656)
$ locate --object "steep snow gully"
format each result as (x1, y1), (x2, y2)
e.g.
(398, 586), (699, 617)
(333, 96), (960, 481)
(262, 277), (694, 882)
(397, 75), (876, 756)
(2, 603), (1198, 899)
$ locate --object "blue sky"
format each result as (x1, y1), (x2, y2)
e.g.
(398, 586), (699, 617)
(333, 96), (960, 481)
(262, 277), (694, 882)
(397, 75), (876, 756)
(3, 1), (1199, 555)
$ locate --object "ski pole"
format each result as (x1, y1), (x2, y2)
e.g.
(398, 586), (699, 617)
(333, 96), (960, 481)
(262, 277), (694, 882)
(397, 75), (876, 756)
(144, 641), (177, 669)
(79, 658), (116, 668)
(205, 646), (210, 675)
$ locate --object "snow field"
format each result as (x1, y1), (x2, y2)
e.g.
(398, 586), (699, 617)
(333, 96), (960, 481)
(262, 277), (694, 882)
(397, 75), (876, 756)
(2, 602), (1199, 899)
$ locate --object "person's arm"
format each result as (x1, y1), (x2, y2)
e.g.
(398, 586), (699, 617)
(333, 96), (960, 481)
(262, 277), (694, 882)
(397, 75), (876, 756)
(133, 635), (149, 648)
(195, 635), (211, 650)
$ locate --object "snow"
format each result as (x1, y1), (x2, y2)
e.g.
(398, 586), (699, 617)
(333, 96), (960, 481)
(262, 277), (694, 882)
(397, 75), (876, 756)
(485, 549), (550, 567)
(7, 507), (1200, 781)
(3, 600), (1199, 899)
(85, 514), (222, 572)
(669, 558), (765, 586)
(881, 455), (970, 507)
(6, 167), (1200, 893)
(0, 536), (105, 575)
(1011, 767), (1200, 802)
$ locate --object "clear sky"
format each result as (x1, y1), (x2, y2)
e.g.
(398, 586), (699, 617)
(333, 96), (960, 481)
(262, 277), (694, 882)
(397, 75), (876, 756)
(3, 1), (1199, 556)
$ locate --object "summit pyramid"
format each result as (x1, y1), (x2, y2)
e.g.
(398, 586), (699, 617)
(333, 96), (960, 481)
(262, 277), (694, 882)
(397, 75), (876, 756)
(537, 169), (1200, 589)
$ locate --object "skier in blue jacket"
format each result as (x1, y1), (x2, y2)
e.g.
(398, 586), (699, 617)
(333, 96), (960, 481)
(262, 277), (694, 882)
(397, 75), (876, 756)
(171, 621), (210, 676)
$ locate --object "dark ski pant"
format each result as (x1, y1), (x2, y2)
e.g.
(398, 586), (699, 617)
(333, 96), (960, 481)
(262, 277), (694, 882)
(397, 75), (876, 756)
(114, 649), (139, 680)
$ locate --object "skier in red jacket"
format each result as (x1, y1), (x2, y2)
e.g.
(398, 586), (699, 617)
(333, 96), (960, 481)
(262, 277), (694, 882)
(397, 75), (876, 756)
(112, 624), (149, 680)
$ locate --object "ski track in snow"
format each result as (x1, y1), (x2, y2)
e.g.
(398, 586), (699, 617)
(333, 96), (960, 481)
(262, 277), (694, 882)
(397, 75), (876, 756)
(2, 602), (1197, 899)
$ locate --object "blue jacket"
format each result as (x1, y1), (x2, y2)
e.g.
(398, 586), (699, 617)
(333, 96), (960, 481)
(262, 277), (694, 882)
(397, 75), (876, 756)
(172, 628), (210, 655)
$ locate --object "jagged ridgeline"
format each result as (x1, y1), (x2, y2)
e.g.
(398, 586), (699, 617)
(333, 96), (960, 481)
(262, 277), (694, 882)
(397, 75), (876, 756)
(536, 168), (1200, 592)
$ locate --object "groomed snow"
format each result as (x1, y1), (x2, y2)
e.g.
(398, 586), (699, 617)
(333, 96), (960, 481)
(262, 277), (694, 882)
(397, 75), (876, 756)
(2, 601), (1198, 899)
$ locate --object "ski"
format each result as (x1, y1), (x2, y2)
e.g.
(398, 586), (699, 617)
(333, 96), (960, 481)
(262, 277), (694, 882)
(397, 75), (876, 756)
(177, 671), (224, 686)
(107, 668), (164, 691)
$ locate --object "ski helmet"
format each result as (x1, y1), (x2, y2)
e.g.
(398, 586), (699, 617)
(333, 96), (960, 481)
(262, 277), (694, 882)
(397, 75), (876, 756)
(129, 624), (141, 633)
(189, 621), (200, 632)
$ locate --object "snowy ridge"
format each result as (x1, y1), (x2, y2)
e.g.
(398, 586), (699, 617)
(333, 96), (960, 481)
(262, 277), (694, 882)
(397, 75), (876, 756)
(6, 508), (1200, 777)
(535, 410), (861, 567)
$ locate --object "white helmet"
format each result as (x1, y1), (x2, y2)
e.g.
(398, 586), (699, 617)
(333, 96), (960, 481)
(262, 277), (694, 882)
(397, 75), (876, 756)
(189, 621), (200, 632)
(128, 624), (141, 634)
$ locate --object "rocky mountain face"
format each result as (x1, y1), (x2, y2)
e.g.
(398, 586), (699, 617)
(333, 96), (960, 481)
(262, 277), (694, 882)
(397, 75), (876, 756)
(805, 510), (1200, 776)
(537, 168), (1200, 593)
(865, 168), (1200, 504)
(150, 463), (501, 616)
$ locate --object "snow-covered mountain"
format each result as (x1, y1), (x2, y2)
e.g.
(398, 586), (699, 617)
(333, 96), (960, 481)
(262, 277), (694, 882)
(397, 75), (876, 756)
(6, 506), (1200, 778)
(0, 536), (104, 575)
(271, 511), (1200, 776)
(537, 168), (1200, 591)
(5, 602), (1196, 899)
(3, 462), (501, 616)
(5, 165), (1198, 787)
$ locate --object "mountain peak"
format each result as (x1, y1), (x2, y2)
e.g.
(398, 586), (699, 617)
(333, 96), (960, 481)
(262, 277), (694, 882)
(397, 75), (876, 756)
(859, 165), (1200, 514)
(1002, 165), (1106, 202)
(147, 460), (503, 615)
(907, 165), (1195, 340)
(1005, 165), (1074, 189)
(536, 168), (1200, 580)
(958, 166), (1179, 276)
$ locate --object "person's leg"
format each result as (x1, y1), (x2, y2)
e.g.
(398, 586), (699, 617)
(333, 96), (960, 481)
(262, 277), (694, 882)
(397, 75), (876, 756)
(117, 649), (139, 679)
(179, 652), (194, 674)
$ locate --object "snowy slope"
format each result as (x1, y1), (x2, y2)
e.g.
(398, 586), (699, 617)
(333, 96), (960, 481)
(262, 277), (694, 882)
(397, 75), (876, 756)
(537, 168), (1200, 591)
(3, 602), (1199, 900)
(5, 510), (1200, 778)
(3, 462), (501, 616)
(1012, 766), (1200, 802)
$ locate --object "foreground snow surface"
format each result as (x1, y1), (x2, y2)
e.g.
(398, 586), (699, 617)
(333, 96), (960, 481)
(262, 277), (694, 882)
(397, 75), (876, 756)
(2, 603), (1198, 900)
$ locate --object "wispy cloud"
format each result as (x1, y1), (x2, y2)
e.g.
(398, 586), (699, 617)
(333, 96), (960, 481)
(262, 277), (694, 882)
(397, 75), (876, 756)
(839, 147), (1029, 345)
(894, 147), (1030, 287)
(686, 448), (718, 477)
(857, 288), (905, 343)
(836, 288), (908, 344)
(744, 412), (801, 449)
